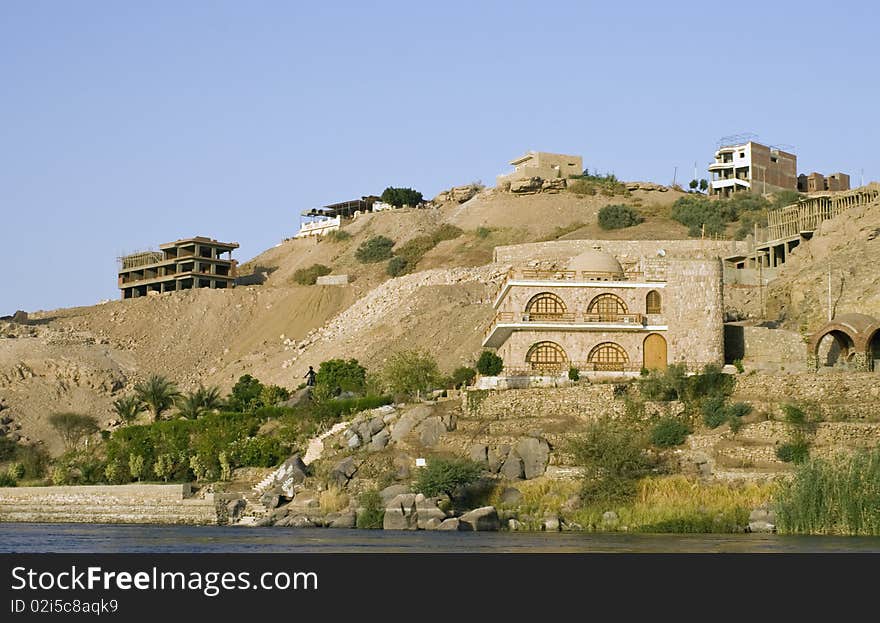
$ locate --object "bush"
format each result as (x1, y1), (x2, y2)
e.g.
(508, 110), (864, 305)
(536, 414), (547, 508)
(312, 395), (394, 421)
(598, 204), (644, 230)
(356, 489), (385, 529)
(391, 225), (464, 273)
(48, 412), (99, 450)
(449, 366), (477, 389)
(638, 363), (688, 401)
(650, 417), (692, 447)
(414, 458), (483, 501)
(380, 187), (423, 208)
(733, 359), (744, 373)
(476, 351), (504, 376)
(670, 196), (727, 237)
(386, 256), (408, 276)
(568, 366), (580, 382)
(569, 417), (652, 503)
(324, 229), (351, 242)
(226, 374), (265, 412)
(382, 350), (440, 398)
(7, 462), (25, 480)
(0, 471), (17, 487)
(476, 227), (492, 239)
(314, 359), (367, 397)
(355, 236), (395, 263)
(228, 436), (285, 468)
(776, 440), (811, 464)
(292, 264), (332, 285)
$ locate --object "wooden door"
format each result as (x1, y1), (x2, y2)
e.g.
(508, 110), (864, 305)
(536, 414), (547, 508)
(643, 334), (667, 371)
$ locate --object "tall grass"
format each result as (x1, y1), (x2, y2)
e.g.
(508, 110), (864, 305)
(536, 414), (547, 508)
(776, 450), (880, 535)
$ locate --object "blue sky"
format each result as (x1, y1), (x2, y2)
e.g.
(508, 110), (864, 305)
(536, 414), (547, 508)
(2, 1), (877, 312)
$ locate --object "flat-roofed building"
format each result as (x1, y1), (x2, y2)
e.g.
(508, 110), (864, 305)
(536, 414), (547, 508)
(497, 151), (583, 187)
(708, 139), (797, 197)
(118, 236), (239, 299)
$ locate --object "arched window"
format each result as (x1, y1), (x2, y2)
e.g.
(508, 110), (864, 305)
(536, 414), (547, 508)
(587, 293), (628, 320)
(646, 290), (662, 314)
(526, 341), (568, 371)
(587, 342), (629, 371)
(526, 292), (567, 320)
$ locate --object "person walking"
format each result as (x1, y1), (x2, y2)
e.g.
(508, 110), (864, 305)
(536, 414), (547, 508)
(304, 365), (317, 387)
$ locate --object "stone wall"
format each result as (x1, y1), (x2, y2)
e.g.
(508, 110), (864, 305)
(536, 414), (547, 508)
(724, 323), (807, 370)
(316, 274), (349, 286)
(664, 258), (724, 366)
(0, 484), (218, 524)
(494, 239), (748, 266)
(733, 372), (880, 406)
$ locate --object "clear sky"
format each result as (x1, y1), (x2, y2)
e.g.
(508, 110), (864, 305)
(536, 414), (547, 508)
(2, 1), (877, 312)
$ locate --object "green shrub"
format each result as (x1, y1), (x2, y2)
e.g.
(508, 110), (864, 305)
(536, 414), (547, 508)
(380, 187), (423, 208)
(356, 489), (385, 529)
(226, 374), (265, 412)
(650, 417), (692, 447)
(568, 366), (580, 382)
(670, 196), (728, 237)
(324, 229), (351, 242)
(776, 440), (810, 464)
(0, 437), (15, 462)
(598, 204), (644, 230)
(449, 367), (477, 389)
(355, 236), (395, 263)
(229, 436), (285, 468)
(414, 458), (483, 501)
(48, 412), (99, 450)
(312, 395), (394, 421)
(476, 227), (492, 239)
(387, 256), (409, 276)
(433, 223), (464, 242)
(7, 462), (25, 481)
(382, 350), (440, 398)
(292, 264), (332, 285)
(0, 472), (17, 487)
(701, 395), (729, 429)
(476, 351), (504, 376)
(733, 359), (744, 373)
(15, 445), (49, 480)
(392, 225), (463, 272)
(315, 359), (367, 397)
(638, 363), (688, 401)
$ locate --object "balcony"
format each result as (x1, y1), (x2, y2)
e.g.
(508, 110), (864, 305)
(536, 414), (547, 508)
(482, 311), (655, 348)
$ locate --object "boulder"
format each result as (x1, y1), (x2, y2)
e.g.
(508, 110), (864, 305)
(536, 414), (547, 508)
(748, 506), (777, 533)
(369, 416), (386, 435)
(487, 445), (510, 473)
(542, 514), (561, 532)
(415, 497), (447, 529)
(468, 444), (488, 465)
(345, 433), (361, 449)
(273, 455), (308, 488)
(424, 518), (443, 530)
(510, 176), (543, 193)
(601, 511), (619, 527)
(287, 515), (316, 528)
(391, 405), (434, 442)
(290, 492), (320, 509)
(383, 494), (418, 530)
(416, 416), (446, 447)
(260, 492), (282, 509)
(329, 456), (359, 487)
(500, 452), (524, 480)
(369, 429), (390, 452)
(279, 388), (311, 408)
(437, 518), (463, 531)
(226, 498), (246, 522)
(328, 512), (357, 529)
(380, 484), (412, 505)
(499, 487), (523, 506)
(508, 518), (522, 531)
(515, 437), (550, 480)
(459, 506), (501, 531)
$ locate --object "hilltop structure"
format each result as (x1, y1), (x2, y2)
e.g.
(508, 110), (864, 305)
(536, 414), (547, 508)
(483, 244), (724, 378)
(496, 151), (583, 188)
(118, 237), (238, 299)
(708, 137), (797, 197)
(798, 171), (851, 193)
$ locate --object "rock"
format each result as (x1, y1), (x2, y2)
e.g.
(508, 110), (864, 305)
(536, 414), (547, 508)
(260, 492), (282, 509)
(345, 433), (361, 449)
(515, 437), (550, 479)
(542, 514), (561, 532)
(510, 176), (543, 193)
(279, 388), (311, 408)
(424, 518), (443, 530)
(508, 518), (522, 531)
(270, 455), (308, 490)
(329, 456), (359, 487)
(290, 492), (320, 509)
(748, 506), (777, 532)
(383, 494), (418, 530)
(562, 495), (582, 514)
(601, 511), (619, 527)
(499, 487), (523, 506)
(488, 445), (510, 473)
(380, 484), (412, 505)
(226, 498), (246, 522)
(459, 506), (501, 531)
(369, 429), (390, 452)
(328, 512), (357, 529)
(369, 416), (386, 435)
(468, 444), (488, 465)
(500, 452), (524, 480)
(747, 521), (776, 533)
(416, 416), (446, 447)
(391, 405), (434, 442)
(415, 497), (446, 529)
(437, 518), (463, 531)
(287, 515), (316, 528)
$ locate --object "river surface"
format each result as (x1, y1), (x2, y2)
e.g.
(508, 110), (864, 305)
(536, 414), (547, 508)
(2, 523), (880, 553)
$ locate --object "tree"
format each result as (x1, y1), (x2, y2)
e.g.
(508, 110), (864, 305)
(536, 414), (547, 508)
(176, 392), (206, 420)
(689, 179), (699, 190)
(597, 204), (644, 230)
(699, 178), (709, 192)
(382, 350), (440, 398)
(112, 395), (144, 425)
(226, 375), (264, 412)
(414, 458), (483, 502)
(355, 236), (395, 263)
(380, 187), (424, 209)
(315, 359), (367, 397)
(449, 366), (477, 389)
(476, 351), (504, 376)
(48, 412), (99, 450)
(134, 375), (180, 422)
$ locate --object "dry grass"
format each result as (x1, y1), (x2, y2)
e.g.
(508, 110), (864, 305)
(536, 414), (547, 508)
(319, 485), (350, 513)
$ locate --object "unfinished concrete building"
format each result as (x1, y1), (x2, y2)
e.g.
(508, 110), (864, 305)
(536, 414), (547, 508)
(708, 137), (797, 197)
(497, 151), (583, 187)
(797, 172), (851, 193)
(118, 237), (239, 299)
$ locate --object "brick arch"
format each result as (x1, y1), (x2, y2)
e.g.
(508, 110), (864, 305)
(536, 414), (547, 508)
(808, 323), (861, 356)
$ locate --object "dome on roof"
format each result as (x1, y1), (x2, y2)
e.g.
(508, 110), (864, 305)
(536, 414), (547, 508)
(567, 245), (624, 276)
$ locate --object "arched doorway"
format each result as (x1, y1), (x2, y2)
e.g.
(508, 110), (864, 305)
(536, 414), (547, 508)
(587, 342), (629, 371)
(869, 330), (880, 372)
(643, 334), (667, 371)
(526, 341), (568, 372)
(816, 330), (855, 368)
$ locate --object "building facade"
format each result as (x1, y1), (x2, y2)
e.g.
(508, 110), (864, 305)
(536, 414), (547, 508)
(497, 151), (583, 187)
(483, 246), (724, 378)
(708, 141), (797, 197)
(797, 171), (851, 193)
(118, 237), (238, 299)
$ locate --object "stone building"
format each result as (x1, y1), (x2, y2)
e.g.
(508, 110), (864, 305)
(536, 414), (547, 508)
(496, 151), (583, 188)
(482, 244), (724, 378)
(797, 171), (851, 193)
(118, 236), (238, 299)
(708, 139), (797, 197)
(809, 313), (880, 372)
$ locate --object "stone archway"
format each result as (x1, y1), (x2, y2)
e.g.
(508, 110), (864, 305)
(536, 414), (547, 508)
(869, 329), (880, 372)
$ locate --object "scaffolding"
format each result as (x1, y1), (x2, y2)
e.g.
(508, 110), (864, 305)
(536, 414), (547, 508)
(118, 250), (164, 270)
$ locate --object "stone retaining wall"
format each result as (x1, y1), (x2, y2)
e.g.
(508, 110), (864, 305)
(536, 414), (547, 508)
(0, 484), (218, 524)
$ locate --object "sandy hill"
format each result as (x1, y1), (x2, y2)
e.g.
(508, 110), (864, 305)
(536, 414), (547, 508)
(0, 182), (701, 453)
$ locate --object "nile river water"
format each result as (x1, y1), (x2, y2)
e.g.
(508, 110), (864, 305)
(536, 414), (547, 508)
(2, 523), (880, 553)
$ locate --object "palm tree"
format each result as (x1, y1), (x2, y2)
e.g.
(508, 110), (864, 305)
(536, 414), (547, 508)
(134, 375), (180, 422)
(112, 395), (145, 425)
(176, 385), (223, 420)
